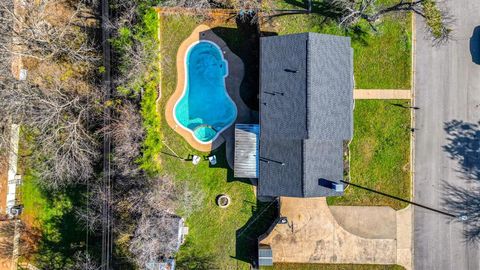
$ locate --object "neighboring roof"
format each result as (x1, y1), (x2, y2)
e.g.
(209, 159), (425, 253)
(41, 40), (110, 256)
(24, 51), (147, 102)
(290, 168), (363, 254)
(258, 139), (344, 197)
(234, 124), (259, 178)
(260, 33), (353, 141)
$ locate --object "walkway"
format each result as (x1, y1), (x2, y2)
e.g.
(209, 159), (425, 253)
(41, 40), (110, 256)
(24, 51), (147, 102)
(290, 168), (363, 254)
(260, 197), (412, 269)
(354, 89), (411, 99)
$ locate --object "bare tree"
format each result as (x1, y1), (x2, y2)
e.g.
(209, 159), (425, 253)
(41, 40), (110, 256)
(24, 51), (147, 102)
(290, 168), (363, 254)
(0, 0), (100, 64)
(0, 0), (102, 189)
(175, 181), (204, 219)
(0, 79), (101, 189)
(231, 0), (275, 23)
(75, 183), (106, 232)
(325, 0), (451, 43)
(110, 102), (145, 180)
(72, 251), (101, 270)
(114, 40), (158, 94)
(117, 175), (204, 267)
(161, 0), (212, 11)
(129, 212), (182, 265)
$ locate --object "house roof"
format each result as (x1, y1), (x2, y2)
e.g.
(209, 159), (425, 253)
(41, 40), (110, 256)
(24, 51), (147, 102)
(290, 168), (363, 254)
(258, 139), (344, 197)
(259, 32), (353, 141)
(257, 33), (353, 198)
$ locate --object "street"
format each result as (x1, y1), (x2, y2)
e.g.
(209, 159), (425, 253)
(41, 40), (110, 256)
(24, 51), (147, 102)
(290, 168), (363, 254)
(414, 0), (480, 269)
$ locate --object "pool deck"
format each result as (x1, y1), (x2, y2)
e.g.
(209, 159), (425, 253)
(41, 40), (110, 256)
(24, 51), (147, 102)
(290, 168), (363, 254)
(165, 24), (250, 155)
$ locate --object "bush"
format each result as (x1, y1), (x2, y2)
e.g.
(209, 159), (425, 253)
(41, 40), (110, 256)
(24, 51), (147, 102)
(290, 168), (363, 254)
(422, 0), (450, 40)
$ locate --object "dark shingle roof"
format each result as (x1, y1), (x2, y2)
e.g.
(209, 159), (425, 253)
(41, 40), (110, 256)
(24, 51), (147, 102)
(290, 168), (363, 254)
(258, 139), (344, 197)
(258, 33), (353, 198)
(259, 139), (304, 197)
(259, 33), (308, 139)
(260, 33), (353, 141)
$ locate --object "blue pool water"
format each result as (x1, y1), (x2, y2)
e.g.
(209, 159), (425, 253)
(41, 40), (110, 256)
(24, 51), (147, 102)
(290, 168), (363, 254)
(174, 41), (237, 143)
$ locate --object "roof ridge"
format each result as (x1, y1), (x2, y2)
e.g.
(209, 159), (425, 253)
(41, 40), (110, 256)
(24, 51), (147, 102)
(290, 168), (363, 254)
(301, 140), (306, 197)
(305, 34), (311, 138)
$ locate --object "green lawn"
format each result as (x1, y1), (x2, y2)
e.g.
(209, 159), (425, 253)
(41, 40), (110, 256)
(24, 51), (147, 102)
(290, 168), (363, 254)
(159, 14), (275, 269)
(19, 171), (87, 269)
(265, 0), (412, 89)
(261, 263), (405, 270)
(327, 100), (411, 210)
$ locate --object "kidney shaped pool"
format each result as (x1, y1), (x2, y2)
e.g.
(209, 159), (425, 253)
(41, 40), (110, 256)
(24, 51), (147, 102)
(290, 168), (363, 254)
(173, 40), (237, 143)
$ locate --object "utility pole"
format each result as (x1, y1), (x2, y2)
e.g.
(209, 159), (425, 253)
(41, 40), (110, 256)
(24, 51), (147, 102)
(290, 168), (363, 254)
(305, 0), (312, 13)
(101, 0), (113, 268)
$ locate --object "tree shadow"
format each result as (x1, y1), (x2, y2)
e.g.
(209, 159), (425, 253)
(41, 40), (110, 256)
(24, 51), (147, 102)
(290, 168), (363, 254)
(233, 199), (278, 266)
(176, 251), (219, 270)
(442, 120), (480, 181)
(441, 120), (480, 242)
(176, 241), (219, 270)
(27, 185), (102, 270)
(284, 0), (345, 19)
(470, 26), (480, 65)
(264, 1), (369, 46)
(442, 182), (480, 243)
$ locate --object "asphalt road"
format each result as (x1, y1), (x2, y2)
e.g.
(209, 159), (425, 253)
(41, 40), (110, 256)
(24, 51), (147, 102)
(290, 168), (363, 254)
(414, 0), (480, 269)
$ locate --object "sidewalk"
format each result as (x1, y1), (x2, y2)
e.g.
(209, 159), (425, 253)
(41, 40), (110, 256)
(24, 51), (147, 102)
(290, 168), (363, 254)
(354, 89), (411, 99)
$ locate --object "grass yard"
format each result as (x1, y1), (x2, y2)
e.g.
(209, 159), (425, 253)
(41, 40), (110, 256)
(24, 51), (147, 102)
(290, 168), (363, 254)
(327, 100), (411, 210)
(264, 0), (412, 89)
(261, 263), (405, 270)
(159, 14), (276, 269)
(19, 171), (88, 269)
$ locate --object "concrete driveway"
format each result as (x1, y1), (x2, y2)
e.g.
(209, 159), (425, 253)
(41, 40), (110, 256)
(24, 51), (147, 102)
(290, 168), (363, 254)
(414, 0), (480, 269)
(259, 197), (412, 269)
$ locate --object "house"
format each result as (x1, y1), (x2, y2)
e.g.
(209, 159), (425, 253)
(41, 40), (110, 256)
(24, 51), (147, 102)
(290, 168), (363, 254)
(234, 32), (354, 198)
(233, 32), (353, 267)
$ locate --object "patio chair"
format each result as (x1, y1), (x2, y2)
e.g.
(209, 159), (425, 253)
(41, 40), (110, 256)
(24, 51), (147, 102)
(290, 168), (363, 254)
(208, 155), (217, 166)
(192, 155), (201, 165)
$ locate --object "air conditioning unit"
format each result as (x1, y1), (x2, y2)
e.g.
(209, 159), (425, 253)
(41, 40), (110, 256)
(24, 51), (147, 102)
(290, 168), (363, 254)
(9, 205), (23, 217)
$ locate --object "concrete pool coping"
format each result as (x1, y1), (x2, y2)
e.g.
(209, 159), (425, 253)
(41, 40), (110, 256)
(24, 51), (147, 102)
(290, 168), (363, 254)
(165, 24), (247, 153)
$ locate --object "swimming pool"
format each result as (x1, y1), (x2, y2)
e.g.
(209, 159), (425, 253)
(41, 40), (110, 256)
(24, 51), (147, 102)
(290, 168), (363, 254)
(173, 40), (237, 143)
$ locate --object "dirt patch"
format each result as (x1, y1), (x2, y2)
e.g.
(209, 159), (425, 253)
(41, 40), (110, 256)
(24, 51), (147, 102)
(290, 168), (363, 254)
(358, 136), (377, 164)
(0, 221), (14, 270)
(0, 156), (7, 215)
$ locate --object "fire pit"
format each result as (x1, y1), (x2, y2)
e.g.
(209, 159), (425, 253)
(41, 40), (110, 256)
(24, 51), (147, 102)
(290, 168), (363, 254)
(216, 194), (231, 208)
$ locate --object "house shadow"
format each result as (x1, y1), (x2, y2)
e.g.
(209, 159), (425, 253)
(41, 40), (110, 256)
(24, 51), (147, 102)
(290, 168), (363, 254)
(470, 26), (480, 65)
(195, 16), (275, 186)
(210, 17), (277, 111)
(204, 143), (235, 182)
(441, 120), (480, 243)
(206, 142), (256, 185)
(232, 199), (279, 266)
